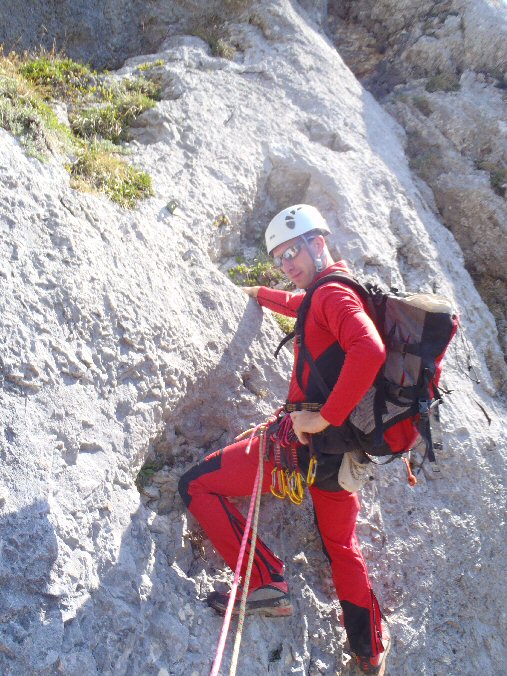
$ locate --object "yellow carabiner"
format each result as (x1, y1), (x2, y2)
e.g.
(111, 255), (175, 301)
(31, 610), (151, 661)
(294, 471), (305, 502)
(270, 468), (287, 500)
(287, 471), (304, 506)
(306, 456), (317, 487)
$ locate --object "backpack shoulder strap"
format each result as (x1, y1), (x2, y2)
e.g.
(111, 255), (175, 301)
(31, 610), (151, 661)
(274, 272), (373, 360)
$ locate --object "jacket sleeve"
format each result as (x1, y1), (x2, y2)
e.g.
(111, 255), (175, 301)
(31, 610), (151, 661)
(314, 285), (386, 427)
(257, 287), (304, 317)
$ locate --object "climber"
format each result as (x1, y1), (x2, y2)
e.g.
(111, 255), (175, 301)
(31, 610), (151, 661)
(178, 205), (391, 674)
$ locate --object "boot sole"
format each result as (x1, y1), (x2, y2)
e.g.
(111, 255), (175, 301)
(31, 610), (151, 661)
(353, 635), (391, 675)
(210, 601), (294, 618)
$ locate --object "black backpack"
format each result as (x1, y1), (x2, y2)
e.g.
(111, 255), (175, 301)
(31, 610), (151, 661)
(275, 273), (459, 469)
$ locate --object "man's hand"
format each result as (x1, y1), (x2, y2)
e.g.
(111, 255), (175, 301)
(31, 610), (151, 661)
(290, 411), (330, 445)
(241, 286), (261, 298)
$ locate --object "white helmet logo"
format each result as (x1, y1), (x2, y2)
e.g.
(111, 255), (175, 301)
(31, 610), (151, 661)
(265, 204), (330, 255)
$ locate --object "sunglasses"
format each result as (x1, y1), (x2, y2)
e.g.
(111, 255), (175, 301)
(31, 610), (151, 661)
(273, 242), (303, 268)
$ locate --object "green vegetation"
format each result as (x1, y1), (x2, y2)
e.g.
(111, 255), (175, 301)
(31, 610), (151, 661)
(135, 458), (165, 491)
(412, 95), (432, 117)
(70, 89), (158, 143)
(475, 160), (507, 197)
(228, 254), (295, 335)
(17, 53), (95, 100)
(0, 48), (160, 208)
(425, 72), (461, 93)
(274, 313), (296, 336)
(191, 15), (236, 59)
(0, 51), (73, 158)
(70, 77), (161, 143)
(137, 59), (165, 72)
(69, 142), (154, 208)
(228, 255), (288, 288)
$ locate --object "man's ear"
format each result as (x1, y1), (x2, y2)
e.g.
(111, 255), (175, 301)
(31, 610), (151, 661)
(312, 235), (325, 256)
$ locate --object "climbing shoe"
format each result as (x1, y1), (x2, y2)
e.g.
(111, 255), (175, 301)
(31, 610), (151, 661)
(207, 580), (293, 617)
(354, 621), (391, 675)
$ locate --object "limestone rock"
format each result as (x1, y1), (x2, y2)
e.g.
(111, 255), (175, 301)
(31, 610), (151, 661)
(0, 1), (506, 675)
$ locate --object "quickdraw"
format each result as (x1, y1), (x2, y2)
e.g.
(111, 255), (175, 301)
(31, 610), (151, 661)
(266, 410), (308, 505)
(235, 406), (320, 507)
(271, 466), (287, 499)
(287, 470), (304, 505)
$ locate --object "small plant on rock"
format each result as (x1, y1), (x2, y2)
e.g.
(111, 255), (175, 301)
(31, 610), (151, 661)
(476, 159), (507, 197)
(0, 53), (73, 157)
(68, 141), (154, 208)
(412, 95), (432, 117)
(228, 254), (295, 335)
(137, 59), (165, 72)
(274, 313), (296, 336)
(70, 77), (161, 143)
(191, 14), (236, 59)
(17, 50), (96, 101)
(228, 255), (288, 288)
(425, 72), (460, 93)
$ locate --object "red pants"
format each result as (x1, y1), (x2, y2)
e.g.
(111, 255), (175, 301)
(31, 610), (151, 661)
(179, 436), (384, 657)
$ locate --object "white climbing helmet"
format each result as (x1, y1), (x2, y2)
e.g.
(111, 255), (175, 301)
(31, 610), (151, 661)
(265, 204), (331, 255)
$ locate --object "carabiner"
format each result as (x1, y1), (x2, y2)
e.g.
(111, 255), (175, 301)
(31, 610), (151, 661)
(306, 456), (317, 487)
(270, 467), (287, 499)
(287, 471), (304, 505)
(293, 471), (305, 503)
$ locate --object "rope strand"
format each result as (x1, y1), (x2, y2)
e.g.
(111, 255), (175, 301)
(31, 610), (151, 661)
(210, 416), (274, 676)
(229, 429), (265, 675)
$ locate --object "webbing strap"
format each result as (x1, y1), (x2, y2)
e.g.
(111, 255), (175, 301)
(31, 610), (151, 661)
(274, 330), (295, 359)
(300, 343), (332, 400)
(388, 338), (422, 356)
(284, 402), (322, 412)
(274, 272), (372, 361)
(417, 402), (436, 464)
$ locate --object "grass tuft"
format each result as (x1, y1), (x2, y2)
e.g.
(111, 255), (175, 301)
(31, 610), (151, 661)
(17, 52), (95, 100)
(137, 59), (165, 72)
(69, 142), (154, 208)
(0, 48), (160, 208)
(228, 256), (289, 288)
(0, 58), (73, 157)
(475, 160), (507, 197)
(425, 72), (460, 93)
(274, 313), (296, 336)
(191, 15), (236, 60)
(70, 90), (157, 143)
(228, 254), (295, 334)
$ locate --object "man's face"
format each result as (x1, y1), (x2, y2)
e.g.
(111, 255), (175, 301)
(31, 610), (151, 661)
(272, 236), (317, 289)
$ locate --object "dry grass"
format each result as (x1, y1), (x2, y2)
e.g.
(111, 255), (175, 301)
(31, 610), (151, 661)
(0, 48), (159, 207)
(69, 142), (154, 208)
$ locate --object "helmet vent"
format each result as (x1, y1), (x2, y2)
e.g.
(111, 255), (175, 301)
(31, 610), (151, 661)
(285, 215), (296, 229)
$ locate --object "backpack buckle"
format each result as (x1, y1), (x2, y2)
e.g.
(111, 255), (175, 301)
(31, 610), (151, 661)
(418, 399), (430, 416)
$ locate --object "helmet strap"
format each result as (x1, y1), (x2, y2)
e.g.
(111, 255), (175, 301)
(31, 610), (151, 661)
(301, 234), (325, 273)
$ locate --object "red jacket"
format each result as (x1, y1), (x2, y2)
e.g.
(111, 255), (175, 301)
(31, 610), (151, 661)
(257, 261), (386, 427)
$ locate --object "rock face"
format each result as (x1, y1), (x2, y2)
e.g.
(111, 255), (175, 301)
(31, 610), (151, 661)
(0, 1), (506, 675)
(327, 0), (507, 359)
